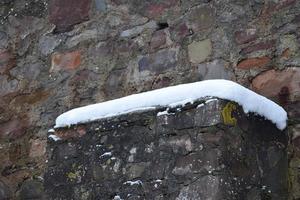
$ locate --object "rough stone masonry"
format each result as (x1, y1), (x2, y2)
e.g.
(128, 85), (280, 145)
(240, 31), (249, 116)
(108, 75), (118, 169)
(0, 0), (299, 199)
(45, 98), (288, 200)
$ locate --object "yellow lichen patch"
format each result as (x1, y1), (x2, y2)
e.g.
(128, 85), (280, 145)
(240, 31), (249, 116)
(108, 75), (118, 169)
(222, 102), (237, 126)
(67, 172), (78, 181)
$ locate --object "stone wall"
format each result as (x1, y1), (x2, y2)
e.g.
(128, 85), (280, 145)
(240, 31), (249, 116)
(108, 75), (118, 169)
(0, 0), (299, 199)
(45, 98), (288, 200)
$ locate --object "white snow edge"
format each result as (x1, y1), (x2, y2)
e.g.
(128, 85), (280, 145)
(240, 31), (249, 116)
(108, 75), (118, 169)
(54, 80), (287, 130)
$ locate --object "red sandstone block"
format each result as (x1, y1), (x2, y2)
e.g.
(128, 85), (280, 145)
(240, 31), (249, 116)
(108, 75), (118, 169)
(50, 51), (81, 72)
(251, 68), (300, 104)
(237, 57), (271, 69)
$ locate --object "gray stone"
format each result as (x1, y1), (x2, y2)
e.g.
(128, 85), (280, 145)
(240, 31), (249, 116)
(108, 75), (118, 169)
(126, 163), (148, 179)
(0, 180), (12, 200)
(197, 59), (234, 80)
(0, 31), (8, 49)
(186, 5), (215, 33)
(66, 29), (98, 48)
(176, 175), (220, 200)
(278, 34), (298, 56)
(194, 98), (223, 127)
(38, 35), (63, 56)
(188, 39), (212, 64)
(159, 134), (193, 154)
(138, 49), (177, 73)
(0, 75), (19, 96)
(19, 180), (43, 200)
(95, 0), (107, 12)
(120, 20), (158, 38)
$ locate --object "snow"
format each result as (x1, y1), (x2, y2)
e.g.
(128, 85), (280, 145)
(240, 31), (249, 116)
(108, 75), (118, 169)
(48, 129), (55, 133)
(48, 134), (61, 141)
(100, 152), (112, 158)
(113, 195), (123, 200)
(124, 180), (143, 186)
(55, 80), (287, 130)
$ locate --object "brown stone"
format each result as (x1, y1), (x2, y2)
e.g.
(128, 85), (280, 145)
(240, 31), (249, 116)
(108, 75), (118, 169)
(49, 0), (91, 32)
(241, 40), (275, 54)
(145, 3), (166, 18)
(50, 51), (81, 72)
(12, 90), (50, 105)
(234, 29), (257, 45)
(150, 30), (167, 50)
(54, 126), (86, 140)
(275, 0), (296, 11)
(251, 68), (300, 103)
(281, 48), (290, 59)
(237, 57), (271, 69)
(0, 49), (15, 75)
(144, 0), (177, 18)
(29, 139), (47, 158)
(0, 118), (29, 140)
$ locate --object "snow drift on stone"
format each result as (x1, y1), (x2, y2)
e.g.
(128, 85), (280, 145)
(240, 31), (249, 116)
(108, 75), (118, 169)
(55, 79), (287, 130)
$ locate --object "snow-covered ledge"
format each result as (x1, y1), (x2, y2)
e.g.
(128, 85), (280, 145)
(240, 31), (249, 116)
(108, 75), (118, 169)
(54, 80), (287, 130)
(46, 92), (288, 199)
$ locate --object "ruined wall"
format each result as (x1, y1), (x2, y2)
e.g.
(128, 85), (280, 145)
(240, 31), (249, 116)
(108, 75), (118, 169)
(0, 0), (299, 199)
(45, 98), (288, 200)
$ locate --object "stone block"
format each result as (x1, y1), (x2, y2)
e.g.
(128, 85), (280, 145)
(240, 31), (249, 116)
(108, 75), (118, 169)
(138, 49), (177, 73)
(251, 67), (300, 103)
(237, 57), (271, 70)
(49, 0), (91, 32)
(185, 5), (215, 33)
(50, 51), (81, 72)
(235, 29), (257, 45)
(188, 39), (212, 64)
(197, 59), (234, 80)
(95, 0), (107, 12)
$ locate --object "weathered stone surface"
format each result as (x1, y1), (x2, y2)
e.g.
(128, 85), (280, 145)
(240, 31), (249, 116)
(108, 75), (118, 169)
(237, 57), (271, 69)
(188, 39), (212, 64)
(142, 0), (178, 19)
(0, 180), (12, 200)
(49, 0), (91, 32)
(0, 49), (15, 74)
(138, 49), (177, 73)
(150, 29), (169, 50)
(251, 67), (300, 102)
(1, 0), (300, 198)
(0, 118), (28, 139)
(278, 34), (299, 57)
(50, 51), (81, 72)
(38, 35), (64, 56)
(235, 29), (257, 45)
(170, 22), (192, 42)
(45, 98), (288, 200)
(120, 21), (158, 38)
(95, 0), (107, 12)
(29, 139), (46, 158)
(241, 40), (275, 55)
(176, 176), (220, 199)
(185, 5), (215, 33)
(18, 180), (44, 200)
(197, 59), (234, 80)
(66, 29), (98, 48)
